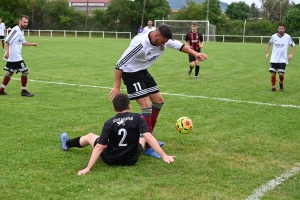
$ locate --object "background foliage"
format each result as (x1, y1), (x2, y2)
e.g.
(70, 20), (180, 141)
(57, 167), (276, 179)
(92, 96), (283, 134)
(0, 0), (299, 36)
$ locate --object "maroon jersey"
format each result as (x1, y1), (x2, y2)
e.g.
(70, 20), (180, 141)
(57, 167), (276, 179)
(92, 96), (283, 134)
(185, 32), (203, 51)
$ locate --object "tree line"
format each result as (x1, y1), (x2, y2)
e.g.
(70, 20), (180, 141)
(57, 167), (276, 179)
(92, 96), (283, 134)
(0, 0), (299, 37)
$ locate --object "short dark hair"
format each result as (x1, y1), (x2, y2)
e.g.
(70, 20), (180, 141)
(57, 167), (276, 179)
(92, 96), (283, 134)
(278, 23), (285, 28)
(112, 93), (130, 112)
(148, 19), (153, 22)
(157, 24), (172, 39)
(19, 15), (29, 21)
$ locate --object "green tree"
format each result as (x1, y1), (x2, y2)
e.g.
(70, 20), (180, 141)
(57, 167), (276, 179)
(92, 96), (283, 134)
(105, 0), (171, 32)
(175, 0), (205, 20)
(225, 1), (251, 20)
(203, 0), (225, 26)
(250, 3), (261, 18)
(260, 0), (291, 22)
(284, 8), (300, 35)
(0, 0), (19, 27)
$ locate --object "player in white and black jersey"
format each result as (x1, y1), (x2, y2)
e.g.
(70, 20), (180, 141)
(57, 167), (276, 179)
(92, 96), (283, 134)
(266, 23), (296, 92)
(0, 15), (38, 96)
(0, 18), (6, 50)
(109, 24), (208, 159)
(60, 93), (176, 175)
(138, 19), (156, 35)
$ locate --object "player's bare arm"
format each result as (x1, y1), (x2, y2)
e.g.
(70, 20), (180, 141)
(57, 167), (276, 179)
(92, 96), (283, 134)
(266, 43), (271, 60)
(4, 42), (9, 59)
(108, 69), (123, 101)
(180, 44), (207, 61)
(143, 132), (176, 164)
(23, 42), (38, 47)
(288, 46), (296, 60)
(78, 144), (105, 176)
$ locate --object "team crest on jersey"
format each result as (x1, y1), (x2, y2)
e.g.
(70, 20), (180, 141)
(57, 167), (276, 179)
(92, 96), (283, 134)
(160, 46), (165, 51)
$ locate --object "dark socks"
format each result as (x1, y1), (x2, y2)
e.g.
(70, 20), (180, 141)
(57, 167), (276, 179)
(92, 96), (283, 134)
(66, 137), (82, 148)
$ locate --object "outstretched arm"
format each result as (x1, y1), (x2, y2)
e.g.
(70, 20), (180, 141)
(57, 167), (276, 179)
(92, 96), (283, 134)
(143, 132), (176, 164)
(77, 144), (104, 175)
(180, 44), (208, 61)
(23, 42), (38, 47)
(108, 69), (123, 101)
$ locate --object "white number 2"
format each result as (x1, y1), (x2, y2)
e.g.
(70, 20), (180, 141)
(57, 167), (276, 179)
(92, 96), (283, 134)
(118, 128), (128, 146)
(133, 82), (142, 92)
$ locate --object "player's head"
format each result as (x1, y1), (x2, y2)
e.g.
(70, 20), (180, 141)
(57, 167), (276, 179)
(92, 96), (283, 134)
(147, 19), (153, 27)
(191, 22), (198, 32)
(150, 24), (172, 46)
(112, 93), (130, 112)
(278, 23), (286, 35)
(19, 15), (29, 29)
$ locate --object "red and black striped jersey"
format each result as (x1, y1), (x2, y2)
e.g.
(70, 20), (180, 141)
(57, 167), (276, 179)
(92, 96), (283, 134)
(185, 32), (203, 51)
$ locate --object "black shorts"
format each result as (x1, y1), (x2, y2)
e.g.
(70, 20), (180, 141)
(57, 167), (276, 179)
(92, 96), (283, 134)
(269, 63), (286, 74)
(101, 144), (143, 166)
(3, 60), (28, 74)
(122, 69), (159, 100)
(0, 36), (4, 40)
(188, 49), (201, 63)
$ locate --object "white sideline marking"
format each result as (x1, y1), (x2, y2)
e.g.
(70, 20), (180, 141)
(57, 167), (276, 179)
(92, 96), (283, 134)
(246, 164), (300, 200)
(9, 78), (300, 109)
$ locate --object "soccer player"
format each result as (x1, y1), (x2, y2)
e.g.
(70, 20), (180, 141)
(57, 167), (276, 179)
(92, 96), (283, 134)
(139, 19), (156, 34)
(108, 24), (208, 158)
(185, 22), (204, 79)
(0, 18), (6, 50)
(0, 15), (38, 96)
(60, 93), (176, 176)
(266, 23), (296, 92)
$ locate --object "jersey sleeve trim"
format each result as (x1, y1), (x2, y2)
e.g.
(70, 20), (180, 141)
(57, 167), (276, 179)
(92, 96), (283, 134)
(116, 43), (143, 69)
(5, 29), (17, 44)
(179, 44), (185, 51)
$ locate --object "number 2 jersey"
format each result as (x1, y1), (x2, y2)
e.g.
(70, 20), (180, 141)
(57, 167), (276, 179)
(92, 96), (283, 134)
(96, 112), (150, 165)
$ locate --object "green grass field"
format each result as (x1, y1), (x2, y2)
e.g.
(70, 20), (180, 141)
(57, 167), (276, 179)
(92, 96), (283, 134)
(1, 37), (300, 200)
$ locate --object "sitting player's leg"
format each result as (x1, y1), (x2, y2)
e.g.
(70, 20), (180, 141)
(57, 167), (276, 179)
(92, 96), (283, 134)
(60, 132), (99, 151)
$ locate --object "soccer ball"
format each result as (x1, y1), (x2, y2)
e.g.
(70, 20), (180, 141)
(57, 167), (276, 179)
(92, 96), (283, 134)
(175, 117), (193, 134)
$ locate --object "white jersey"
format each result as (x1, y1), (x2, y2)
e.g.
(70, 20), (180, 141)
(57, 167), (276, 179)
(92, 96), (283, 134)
(4, 26), (26, 62)
(0, 23), (5, 36)
(116, 31), (184, 72)
(139, 26), (156, 35)
(269, 33), (295, 64)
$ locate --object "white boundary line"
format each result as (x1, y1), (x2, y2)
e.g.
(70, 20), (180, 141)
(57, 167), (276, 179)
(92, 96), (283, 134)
(9, 78), (300, 109)
(9, 78), (300, 197)
(246, 164), (300, 200)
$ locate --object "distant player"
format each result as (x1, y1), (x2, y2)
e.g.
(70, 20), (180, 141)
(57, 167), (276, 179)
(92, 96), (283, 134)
(0, 18), (6, 50)
(266, 23), (296, 92)
(0, 15), (38, 96)
(60, 93), (176, 176)
(139, 19), (156, 34)
(138, 26), (144, 34)
(185, 22), (204, 79)
(109, 25), (208, 159)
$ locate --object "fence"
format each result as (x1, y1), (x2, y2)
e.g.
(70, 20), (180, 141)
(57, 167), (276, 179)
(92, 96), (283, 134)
(24, 30), (132, 39)
(172, 34), (300, 45)
(21, 30), (300, 45)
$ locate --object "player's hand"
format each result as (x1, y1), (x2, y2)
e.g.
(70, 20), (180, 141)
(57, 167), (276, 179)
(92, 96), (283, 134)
(266, 53), (269, 60)
(108, 87), (120, 101)
(33, 43), (38, 47)
(162, 155), (176, 164)
(4, 51), (8, 60)
(196, 53), (208, 61)
(78, 168), (90, 176)
(288, 54), (293, 60)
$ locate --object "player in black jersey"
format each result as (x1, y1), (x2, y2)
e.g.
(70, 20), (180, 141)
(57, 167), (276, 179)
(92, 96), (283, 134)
(60, 93), (176, 175)
(185, 22), (204, 79)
